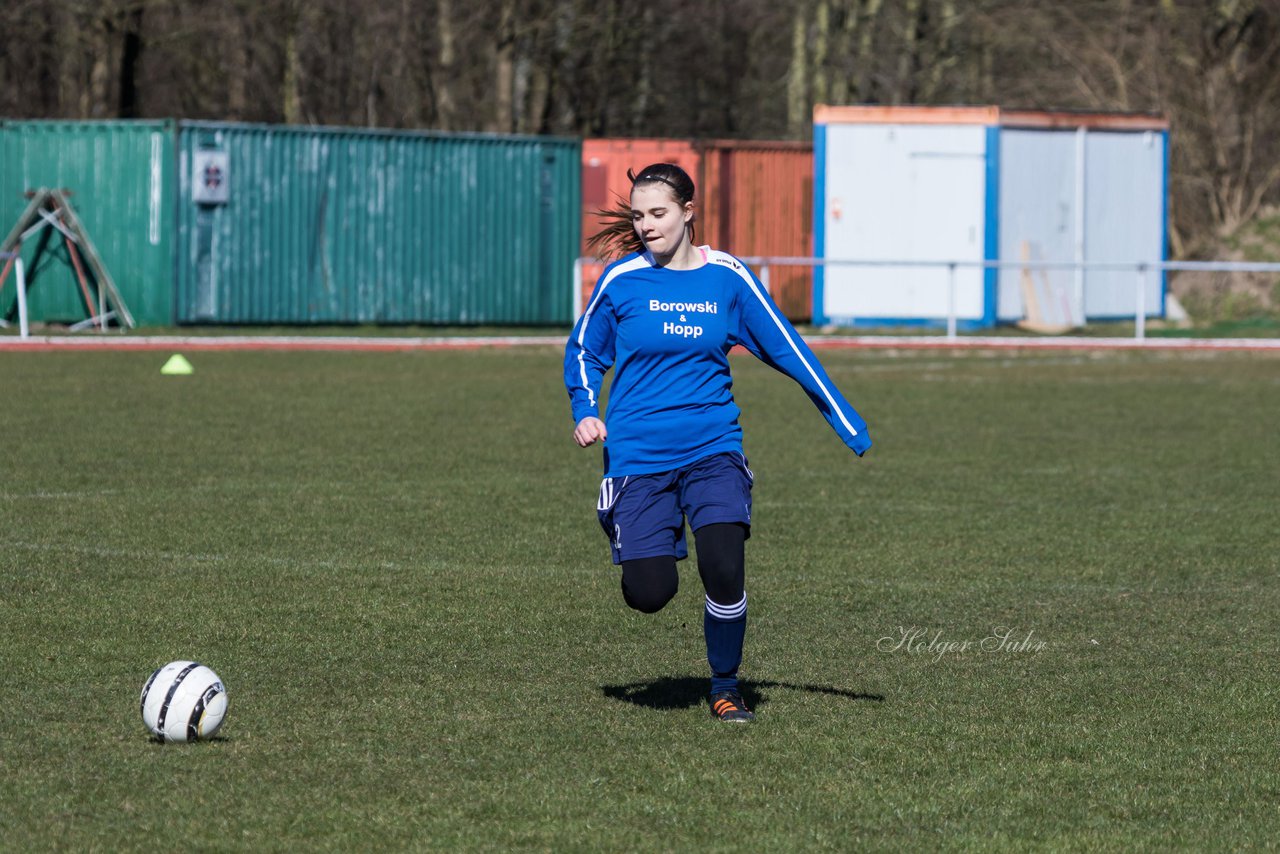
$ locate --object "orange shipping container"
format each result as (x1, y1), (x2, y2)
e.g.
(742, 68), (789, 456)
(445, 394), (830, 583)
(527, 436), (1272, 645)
(579, 138), (814, 322)
(699, 141), (813, 321)
(581, 138), (701, 251)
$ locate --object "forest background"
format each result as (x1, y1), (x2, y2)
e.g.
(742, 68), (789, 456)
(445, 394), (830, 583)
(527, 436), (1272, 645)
(3, 0), (1278, 317)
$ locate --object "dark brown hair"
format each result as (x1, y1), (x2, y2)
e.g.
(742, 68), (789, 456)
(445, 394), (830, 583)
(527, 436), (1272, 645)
(585, 163), (697, 260)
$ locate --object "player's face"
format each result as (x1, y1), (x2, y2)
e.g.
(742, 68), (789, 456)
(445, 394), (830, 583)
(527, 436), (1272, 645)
(631, 183), (692, 256)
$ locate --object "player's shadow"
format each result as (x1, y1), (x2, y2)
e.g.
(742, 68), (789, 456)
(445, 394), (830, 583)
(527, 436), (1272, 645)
(601, 675), (884, 711)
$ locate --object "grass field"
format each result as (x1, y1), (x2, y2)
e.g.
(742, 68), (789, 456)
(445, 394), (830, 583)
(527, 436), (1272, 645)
(1, 345), (1278, 851)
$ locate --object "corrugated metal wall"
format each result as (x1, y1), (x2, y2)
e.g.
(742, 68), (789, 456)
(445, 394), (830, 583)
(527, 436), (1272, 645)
(579, 139), (701, 309)
(699, 141), (813, 320)
(579, 138), (814, 321)
(1081, 130), (1166, 318)
(819, 123), (989, 325)
(175, 122), (579, 325)
(0, 121), (175, 326)
(816, 105), (1167, 327)
(998, 127), (1165, 322)
(997, 130), (1077, 322)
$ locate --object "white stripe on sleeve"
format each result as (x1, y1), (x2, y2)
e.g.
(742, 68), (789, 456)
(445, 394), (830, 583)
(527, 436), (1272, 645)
(575, 255), (651, 408)
(709, 250), (860, 438)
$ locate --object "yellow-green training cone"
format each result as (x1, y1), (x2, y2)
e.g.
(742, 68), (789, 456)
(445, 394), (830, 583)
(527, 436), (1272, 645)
(160, 354), (194, 375)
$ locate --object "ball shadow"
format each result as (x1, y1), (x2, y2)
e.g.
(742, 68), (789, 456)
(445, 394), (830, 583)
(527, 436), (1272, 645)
(146, 734), (231, 745)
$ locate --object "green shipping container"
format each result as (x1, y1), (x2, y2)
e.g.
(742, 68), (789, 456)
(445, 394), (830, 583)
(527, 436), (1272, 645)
(175, 122), (580, 325)
(0, 120), (176, 326)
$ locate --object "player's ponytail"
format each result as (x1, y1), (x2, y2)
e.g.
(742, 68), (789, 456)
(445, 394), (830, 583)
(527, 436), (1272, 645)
(586, 163), (697, 260)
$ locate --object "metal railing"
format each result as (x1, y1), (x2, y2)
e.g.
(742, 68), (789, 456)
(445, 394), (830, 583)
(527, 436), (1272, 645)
(576, 256), (1280, 341)
(742, 258), (1280, 341)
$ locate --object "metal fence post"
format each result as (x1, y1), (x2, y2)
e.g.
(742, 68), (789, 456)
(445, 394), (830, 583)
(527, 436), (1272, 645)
(572, 257), (584, 320)
(946, 262), (957, 340)
(16, 257), (29, 339)
(761, 263), (771, 295)
(1135, 264), (1147, 341)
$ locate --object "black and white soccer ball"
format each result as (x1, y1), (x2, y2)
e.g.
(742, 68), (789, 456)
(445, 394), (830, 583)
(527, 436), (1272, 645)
(140, 661), (228, 742)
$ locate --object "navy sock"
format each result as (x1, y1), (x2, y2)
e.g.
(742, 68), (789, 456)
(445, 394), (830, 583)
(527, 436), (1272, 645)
(705, 592), (747, 695)
(695, 523), (748, 696)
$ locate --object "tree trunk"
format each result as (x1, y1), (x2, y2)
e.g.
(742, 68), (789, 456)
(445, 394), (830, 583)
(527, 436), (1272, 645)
(786, 0), (809, 135)
(117, 3), (144, 118)
(282, 2), (304, 124)
(493, 0), (515, 133)
(629, 3), (655, 134)
(434, 0), (457, 130)
(366, 61), (380, 127)
(812, 0), (830, 107)
(227, 7), (251, 121)
(394, 0), (420, 127)
(920, 0), (959, 103)
(57, 4), (79, 115)
(88, 13), (115, 118)
(892, 0), (923, 104)
(829, 0), (859, 106)
(524, 58), (551, 135)
(854, 0), (885, 102)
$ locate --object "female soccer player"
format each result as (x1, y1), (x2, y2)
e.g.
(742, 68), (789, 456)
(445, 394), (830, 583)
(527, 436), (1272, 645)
(565, 163), (871, 722)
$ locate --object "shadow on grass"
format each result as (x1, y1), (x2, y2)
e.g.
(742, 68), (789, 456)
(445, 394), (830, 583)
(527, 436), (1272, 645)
(147, 735), (231, 746)
(601, 676), (884, 711)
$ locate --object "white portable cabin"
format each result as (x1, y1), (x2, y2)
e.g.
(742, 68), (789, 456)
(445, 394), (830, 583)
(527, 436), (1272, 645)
(812, 105), (1169, 328)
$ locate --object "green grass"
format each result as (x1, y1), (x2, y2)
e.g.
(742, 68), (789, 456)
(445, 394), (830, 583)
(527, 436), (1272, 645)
(1147, 315), (1280, 338)
(2, 347), (1278, 851)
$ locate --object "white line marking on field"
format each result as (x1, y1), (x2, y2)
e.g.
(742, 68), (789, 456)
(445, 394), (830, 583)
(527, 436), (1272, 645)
(0, 490), (122, 501)
(5, 540), (399, 572)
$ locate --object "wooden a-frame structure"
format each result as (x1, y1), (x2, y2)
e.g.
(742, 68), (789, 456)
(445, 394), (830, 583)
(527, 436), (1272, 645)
(0, 188), (135, 330)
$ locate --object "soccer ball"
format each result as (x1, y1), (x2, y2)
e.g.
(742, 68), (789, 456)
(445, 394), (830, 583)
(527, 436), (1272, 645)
(140, 661), (228, 742)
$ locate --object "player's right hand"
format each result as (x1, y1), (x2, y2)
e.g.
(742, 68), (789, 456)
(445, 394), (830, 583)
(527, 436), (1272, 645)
(573, 416), (607, 447)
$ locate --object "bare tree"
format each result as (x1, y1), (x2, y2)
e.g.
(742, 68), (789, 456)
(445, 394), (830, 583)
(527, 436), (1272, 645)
(1159, 1), (1280, 247)
(786, 0), (810, 136)
(3, 0), (1279, 259)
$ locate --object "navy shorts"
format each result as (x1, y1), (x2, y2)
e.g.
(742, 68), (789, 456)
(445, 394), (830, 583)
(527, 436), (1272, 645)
(596, 451), (753, 565)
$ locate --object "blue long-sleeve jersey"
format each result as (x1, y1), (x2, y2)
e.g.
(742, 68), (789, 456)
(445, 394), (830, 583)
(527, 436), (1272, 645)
(565, 247), (871, 477)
